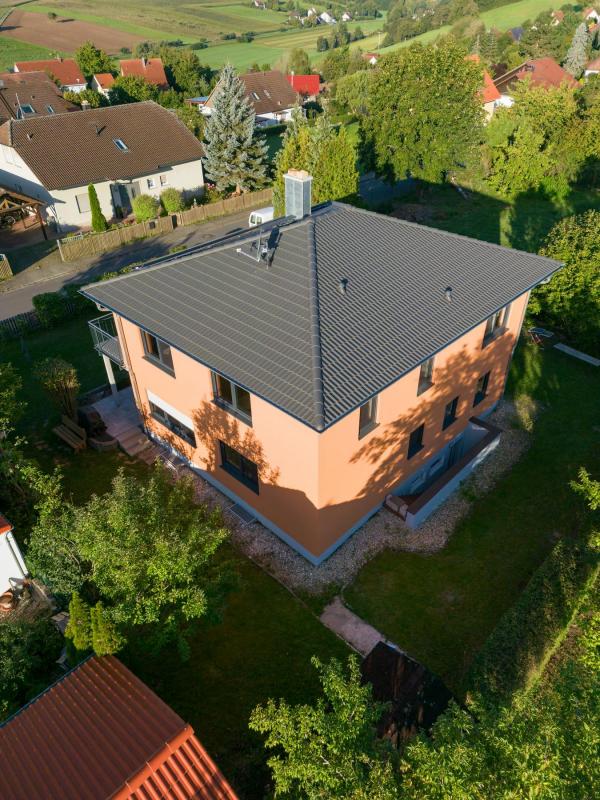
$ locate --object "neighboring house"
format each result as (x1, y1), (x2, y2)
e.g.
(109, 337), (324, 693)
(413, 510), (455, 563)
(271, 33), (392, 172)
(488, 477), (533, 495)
(0, 655), (239, 799)
(203, 70), (298, 125)
(551, 9), (564, 25)
(0, 514), (27, 596)
(319, 11), (337, 23)
(13, 58), (86, 94)
(119, 57), (169, 90)
(466, 55), (502, 119)
(286, 73), (321, 99)
(82, 170), (560, 566)
(342, 11), (353, 21)
(362, 52), (380, 66)
(91, 72), (115, 98)
(508, 26), (524, 41)
(584, 55), (600, 76)
(0, 71), (77, 125)
(494, 57), (578, 106)
(0, 101), (204, 230)
(583, 6), (600, 22)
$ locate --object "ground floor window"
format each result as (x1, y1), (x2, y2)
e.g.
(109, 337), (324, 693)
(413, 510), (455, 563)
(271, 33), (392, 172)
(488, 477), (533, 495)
(219, 441), (259, 494)
(149, 401), (196, 447)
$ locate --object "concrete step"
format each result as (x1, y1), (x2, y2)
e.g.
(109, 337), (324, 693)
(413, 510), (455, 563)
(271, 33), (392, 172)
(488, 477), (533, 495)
(118, 427), (152, 457)
(138, 445), (161, 465)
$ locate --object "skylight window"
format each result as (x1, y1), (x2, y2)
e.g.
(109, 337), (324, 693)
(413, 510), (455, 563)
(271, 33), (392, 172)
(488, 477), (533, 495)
(264, 89), (271, 98)
(46, 105), (55, 114)
(113, 138), (129, 152)
(18, 104), (35, 117)
(251, 92), (260, 101)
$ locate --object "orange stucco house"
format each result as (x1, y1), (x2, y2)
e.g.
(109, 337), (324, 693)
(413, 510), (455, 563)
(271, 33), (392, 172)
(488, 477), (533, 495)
(82, 171), (561, 564)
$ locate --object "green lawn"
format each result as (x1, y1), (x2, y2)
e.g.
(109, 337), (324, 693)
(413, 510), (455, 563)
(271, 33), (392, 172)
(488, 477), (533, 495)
(0, 37), (60, 70)
(346, 345), (600, 696)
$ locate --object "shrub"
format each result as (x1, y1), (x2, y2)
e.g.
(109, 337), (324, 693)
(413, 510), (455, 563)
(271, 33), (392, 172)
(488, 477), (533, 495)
(34, 357), (80, 420)
(32, 292), (68, 328)
(131, 193), (159, 222)
(160, 188), (185, 213)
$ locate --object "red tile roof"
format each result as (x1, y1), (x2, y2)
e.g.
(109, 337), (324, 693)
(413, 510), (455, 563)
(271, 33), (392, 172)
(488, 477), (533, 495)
(466, 55), (501, 103)
(587, 55), (600, 70)
(494, 57), (578, 93)
(0, 656), (239, 800)
(120, 58), (169, 89)
(0, 514), (12, 535)
(94, 72), (115, 89)
(286, 73), (321, 96)
(14, 58), (86, 88)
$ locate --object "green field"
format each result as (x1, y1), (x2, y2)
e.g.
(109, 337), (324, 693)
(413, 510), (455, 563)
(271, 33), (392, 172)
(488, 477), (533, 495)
(380, 0), (564, 54)
(0, 36), (58, 70)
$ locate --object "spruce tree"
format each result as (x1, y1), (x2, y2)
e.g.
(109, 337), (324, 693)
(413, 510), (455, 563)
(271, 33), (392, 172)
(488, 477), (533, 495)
(203, 64), (268, 194)
(88, 183), (108, 232)
(65, 592), (91, 652)
(564, 23), (590, 78)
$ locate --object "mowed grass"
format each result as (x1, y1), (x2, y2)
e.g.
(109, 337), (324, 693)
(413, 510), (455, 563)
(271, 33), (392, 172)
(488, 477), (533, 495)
(345, 345), (600, 696)
(0, 37), (59, 70)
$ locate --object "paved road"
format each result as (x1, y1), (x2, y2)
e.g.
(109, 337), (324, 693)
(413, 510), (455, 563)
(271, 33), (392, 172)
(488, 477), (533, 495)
(0, 209), (252, 319)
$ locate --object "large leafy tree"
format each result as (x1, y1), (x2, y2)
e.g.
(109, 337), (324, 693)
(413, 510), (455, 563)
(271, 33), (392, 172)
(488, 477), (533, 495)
(273, 114), (358, 214)
(361, 42), (483, 183)
(250, 655), (399, 799)
(109, 75), (158, 104)
(203, 65), (268, 194)
(75, 41), (113, 78)
(159, 45), (213, 96)
(27, 464), (231, 658)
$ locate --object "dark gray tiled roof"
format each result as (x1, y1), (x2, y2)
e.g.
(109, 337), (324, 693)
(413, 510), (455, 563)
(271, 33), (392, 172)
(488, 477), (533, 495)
(82, 203), (560, 431)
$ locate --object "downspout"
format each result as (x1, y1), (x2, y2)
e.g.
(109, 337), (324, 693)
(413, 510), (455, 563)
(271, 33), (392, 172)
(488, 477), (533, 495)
(114, 315), (144, 421)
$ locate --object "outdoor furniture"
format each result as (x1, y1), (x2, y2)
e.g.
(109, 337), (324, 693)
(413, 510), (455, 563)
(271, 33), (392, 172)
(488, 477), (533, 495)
(384, 494), (409, 520)
(53, 415), (87, 451)
(528, 326), (553, 346)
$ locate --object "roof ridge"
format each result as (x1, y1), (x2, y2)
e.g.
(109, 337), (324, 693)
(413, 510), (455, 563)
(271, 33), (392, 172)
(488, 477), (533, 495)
(328, 201), (559, 265)
(307, 218), (326, 431)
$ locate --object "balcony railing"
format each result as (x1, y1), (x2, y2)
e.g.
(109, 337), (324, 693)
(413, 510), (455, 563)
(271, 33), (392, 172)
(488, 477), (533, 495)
(88, 314), (125, 369)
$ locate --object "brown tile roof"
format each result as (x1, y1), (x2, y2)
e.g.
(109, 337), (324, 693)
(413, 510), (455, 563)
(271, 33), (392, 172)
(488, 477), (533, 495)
(0, 101), (204, 190)
(206, 70), (298, 116)
(0, 655), (239, 800)
(120, 57), (169, 89)
(93, 72), (116, 89)
(14, 58), (86, 89)
(0, 71), (77, 125)
(494, 57), (578, 93)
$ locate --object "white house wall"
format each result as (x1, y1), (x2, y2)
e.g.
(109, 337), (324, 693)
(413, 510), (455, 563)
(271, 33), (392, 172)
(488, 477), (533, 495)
(0, 531), (28, 594)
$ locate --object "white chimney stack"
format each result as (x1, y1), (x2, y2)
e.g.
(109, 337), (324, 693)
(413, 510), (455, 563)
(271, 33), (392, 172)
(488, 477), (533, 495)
(284, 169), (312, 220)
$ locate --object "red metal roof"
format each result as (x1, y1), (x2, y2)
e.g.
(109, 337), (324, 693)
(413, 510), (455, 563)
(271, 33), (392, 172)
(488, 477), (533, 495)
(286, 73), (320, 96)
(120, 58), (169, 89)
(0, 513), (12, 535)
(14, 59), (86, 88)
(0, 656), (238, 800)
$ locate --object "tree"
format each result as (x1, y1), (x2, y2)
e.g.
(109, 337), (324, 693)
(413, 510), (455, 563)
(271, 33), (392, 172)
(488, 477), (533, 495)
(335, 69), (374, 115)
(160, 188), (185, 213)
(571, 467), (600, 511)
(361, 42), (484, 184)
(87, 183), (108, 232)
(172, 104), (204, 138)
(65, 591), (91, 652)
(529, 210), (600, 354)
(0, 617), (63, 722)
(0, 362), (23, 432)
(75, 41), (113, 78)
(287, 47), (311, 74)
(64, 88), (106, 108)
(132, 194), (159, 222)
(158, 45), (213, 95)
(250, 655), (399, 799)
(34, 358), (80, 420)
(203, 65), (268, 194)
(273, 114), (358, 214)
(109, 75), (157, 104)
(47, 11), (57, 21)
(90, 601), (124, 656)
(564, 23), (591, 77)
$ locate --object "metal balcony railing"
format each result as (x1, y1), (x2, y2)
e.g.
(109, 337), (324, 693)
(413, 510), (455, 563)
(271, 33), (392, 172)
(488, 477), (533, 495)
(88, 314), (125, 369)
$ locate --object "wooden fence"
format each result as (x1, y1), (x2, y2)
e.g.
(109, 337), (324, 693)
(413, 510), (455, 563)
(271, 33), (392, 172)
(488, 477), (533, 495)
(0, 253), (13, 281)
(57, 188), (274, 262)
(0, 300), (80, 341)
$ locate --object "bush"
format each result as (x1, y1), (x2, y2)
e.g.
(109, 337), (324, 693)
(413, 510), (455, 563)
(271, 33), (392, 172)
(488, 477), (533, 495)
(131, 194), (159, 222)
(160, 188), (185, 213)
(468, 529), (599, 704)
(32, 292), (69, 328)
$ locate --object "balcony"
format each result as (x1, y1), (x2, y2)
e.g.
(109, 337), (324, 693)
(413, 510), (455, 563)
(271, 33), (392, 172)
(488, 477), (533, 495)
(88, 314), (125, 369)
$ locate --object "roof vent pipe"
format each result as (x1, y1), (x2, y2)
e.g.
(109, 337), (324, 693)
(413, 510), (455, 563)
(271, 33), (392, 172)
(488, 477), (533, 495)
(284, 169), (312, 220)
(445, 287), (453, 302)
(339, 278), (348, 295)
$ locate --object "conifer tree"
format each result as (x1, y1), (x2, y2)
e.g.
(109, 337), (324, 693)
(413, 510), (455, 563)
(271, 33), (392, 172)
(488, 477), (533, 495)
(90, 602), (124, 656)
(88, 183), (108, 232)
(203, 64), (268, 194)
(65, 592), (91, 652)
(564, 23), (590, 78)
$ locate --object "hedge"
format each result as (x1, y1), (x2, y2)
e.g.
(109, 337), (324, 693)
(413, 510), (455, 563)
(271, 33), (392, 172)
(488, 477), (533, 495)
(468, 528), (599, 704)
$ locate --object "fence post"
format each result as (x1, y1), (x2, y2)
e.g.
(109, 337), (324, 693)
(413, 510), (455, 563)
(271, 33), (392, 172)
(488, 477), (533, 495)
(56, 237), (66, 262)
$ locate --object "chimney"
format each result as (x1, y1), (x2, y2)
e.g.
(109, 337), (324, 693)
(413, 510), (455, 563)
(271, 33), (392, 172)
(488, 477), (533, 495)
(284, 169), (312, 220)
(142, 56), (147, 68)
(81, 99), (90, 110)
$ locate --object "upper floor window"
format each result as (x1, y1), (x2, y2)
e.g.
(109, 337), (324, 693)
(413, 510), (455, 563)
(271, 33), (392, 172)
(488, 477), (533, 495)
(212, 371), (252, 423)
(160, 174), (168, 186)
(483, 304), (511, 346)
(407, 423), (425, 460)
(358, 395), (378, 438)
(141, 330), (174, 374)
(417, 357), (434, 395)
(443, 396), (459, 430)
(473, 371), (490, 407)
(147, 177), (156, 189)
(76, 192), (90, 214)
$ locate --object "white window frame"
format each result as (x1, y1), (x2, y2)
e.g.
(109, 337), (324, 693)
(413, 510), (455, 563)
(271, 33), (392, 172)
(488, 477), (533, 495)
(76, 192), (91, 214)
(159, 174), (168, 186)
(147, 177), (156, 189)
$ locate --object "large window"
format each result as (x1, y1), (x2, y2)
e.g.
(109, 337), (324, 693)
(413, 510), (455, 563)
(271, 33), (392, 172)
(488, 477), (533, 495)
(76, 192), (90, 214)
(149, 401), (196, 447)
(358, 396), (378, 438)
(219, 441), (259, 493)
(483, 304), (511, 345)
(443, 396), (459, 430)
(417, 357), (434, 395)
(407, 423), (425, 460)
(212, 372), (252, 423)
(473, 371), (490, 407)
(141, 330), (174, 374)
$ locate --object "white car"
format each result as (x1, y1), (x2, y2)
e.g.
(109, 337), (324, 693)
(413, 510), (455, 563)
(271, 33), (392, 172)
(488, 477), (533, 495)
(249, 207), (274, 227)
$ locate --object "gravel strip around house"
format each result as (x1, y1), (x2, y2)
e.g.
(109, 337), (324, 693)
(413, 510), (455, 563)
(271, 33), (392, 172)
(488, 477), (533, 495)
(187, 399), (537, 595)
